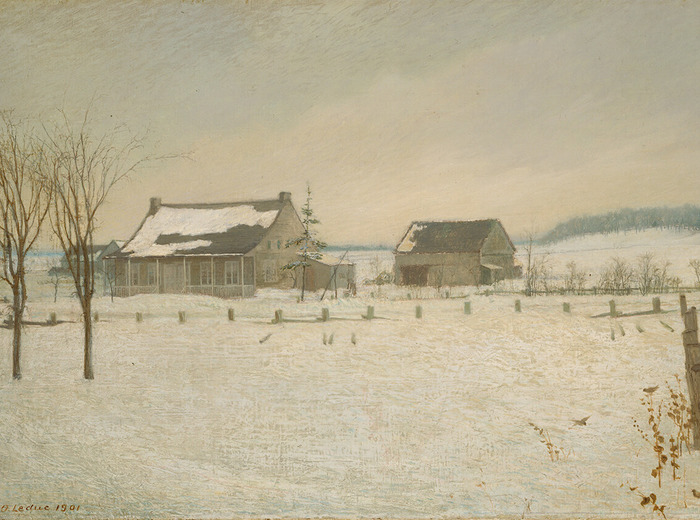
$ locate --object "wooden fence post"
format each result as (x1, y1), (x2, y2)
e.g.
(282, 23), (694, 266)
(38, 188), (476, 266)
(93, 312), (99, 323)
(464, 301), (471, 315)
(652, 297), (661, 314)
(563, 302), (571, 313)
(609, 300), (617, 318)
(178, 311), (186, 323)
(274, 310), (283, 324)
(365, 306), (374, 320)
(682, 306), (700, 449)
(415, 305), (422, 319)
(514, 299), (521, 313)
(49, 312), (57, 325)
(681, 294), (687, 318)
(321, 308), (330, 322)
(136, 312), (143, 322)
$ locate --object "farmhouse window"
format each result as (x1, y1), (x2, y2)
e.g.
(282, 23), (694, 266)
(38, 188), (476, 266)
(277, 240), (281, 249)
(225, 260), (239, 285)
(200, 261), (212, 285)
(263, 259), (278, 282)
(185, 262), (191, 286)
(130, 263), (139, 286)
(147, 263), (157, 286)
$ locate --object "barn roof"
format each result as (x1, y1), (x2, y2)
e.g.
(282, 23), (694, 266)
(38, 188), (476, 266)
(113, 195), (290, 258)
(395, 219), (514, 254)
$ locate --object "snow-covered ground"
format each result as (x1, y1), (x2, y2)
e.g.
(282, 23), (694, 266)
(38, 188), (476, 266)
(2, 235), (700, 518)
(528, 228), (700, 282)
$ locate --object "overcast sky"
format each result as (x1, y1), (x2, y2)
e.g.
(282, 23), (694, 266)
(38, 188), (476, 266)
(1, 1), (699, 246)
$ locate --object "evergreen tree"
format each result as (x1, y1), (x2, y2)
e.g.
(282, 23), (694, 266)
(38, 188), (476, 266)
(281, 185), (326, 301)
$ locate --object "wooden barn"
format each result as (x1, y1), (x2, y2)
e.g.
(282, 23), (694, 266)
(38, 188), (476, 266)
(394, 219), (516, 287)
(107, 192), (307, 297)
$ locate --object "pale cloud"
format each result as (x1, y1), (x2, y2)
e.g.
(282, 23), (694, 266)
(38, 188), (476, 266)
(1, 1), (699, 245)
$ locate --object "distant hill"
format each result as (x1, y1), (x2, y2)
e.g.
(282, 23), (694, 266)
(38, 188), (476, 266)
(540, 205), (700, 244)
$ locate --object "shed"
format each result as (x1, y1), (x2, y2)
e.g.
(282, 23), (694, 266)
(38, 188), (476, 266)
(301, 252), (356, 294)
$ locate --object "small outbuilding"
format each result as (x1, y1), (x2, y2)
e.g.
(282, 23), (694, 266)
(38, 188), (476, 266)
(96, 239), (125, 296)
(394, 219), (516, 287)
(300, 252), (356, 294)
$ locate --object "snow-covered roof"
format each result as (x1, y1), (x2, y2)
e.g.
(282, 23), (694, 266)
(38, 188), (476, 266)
(114, 197), (288, 258)
(395, 220), (513, 254)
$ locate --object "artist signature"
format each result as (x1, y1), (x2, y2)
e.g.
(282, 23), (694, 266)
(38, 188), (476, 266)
(1, 504), (81, 513)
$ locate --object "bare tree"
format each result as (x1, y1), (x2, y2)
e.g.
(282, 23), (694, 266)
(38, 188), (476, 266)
(45, 263), (70, 303)
(46, 112), (147, 379)
(636, 252), (656, 296)
(598, 257), (634, 295)
(563, 261), (587, 295)
(636, 252), (671, 295)
(668, 275), (682, 293)
(533, 254), (553, 295)
(690, 259), (700, 288)
(651, 259), (671, 294)
(0, 114), (51, 380)
(523, 232), (536, 297)
(523, 232), (551, 295)
(102, 264), (117, 303)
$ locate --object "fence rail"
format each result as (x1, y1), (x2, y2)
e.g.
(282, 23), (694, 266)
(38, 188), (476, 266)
(479, 286), (700, 297)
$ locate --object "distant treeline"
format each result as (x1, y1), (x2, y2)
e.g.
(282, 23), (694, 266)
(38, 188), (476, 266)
(540, 205), (700, 244)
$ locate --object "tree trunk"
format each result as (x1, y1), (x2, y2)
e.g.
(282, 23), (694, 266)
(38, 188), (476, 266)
(83, 301), (94, 380)
(301, 264), (307, 302)
(11, 285), (22, 380)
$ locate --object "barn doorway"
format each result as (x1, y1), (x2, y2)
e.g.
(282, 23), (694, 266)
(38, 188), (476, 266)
(400, 265), (429, 286)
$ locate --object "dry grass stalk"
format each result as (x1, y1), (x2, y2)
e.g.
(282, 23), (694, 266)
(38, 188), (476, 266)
(528, 422), (569, 462)
(623, 484), (667, 520)
(633, 392), (667, 487)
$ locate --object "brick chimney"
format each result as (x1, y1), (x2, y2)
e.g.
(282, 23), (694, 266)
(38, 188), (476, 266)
(278, 192), (291, 202)
(149, 197), (162, 215)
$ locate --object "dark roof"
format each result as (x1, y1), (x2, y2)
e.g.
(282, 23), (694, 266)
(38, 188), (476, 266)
(95, 240), (126, 262)
(113, 197), (290, 258)
(395, 219), (514, 254)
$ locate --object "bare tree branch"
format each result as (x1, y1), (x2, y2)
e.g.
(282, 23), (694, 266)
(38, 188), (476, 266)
(45, 109), (161, 380)
(0, 112), (52, 380)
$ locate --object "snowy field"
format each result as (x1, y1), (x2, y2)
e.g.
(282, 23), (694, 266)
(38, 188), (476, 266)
(2, 234), (700, 518)
(529, 228), (700, 282)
